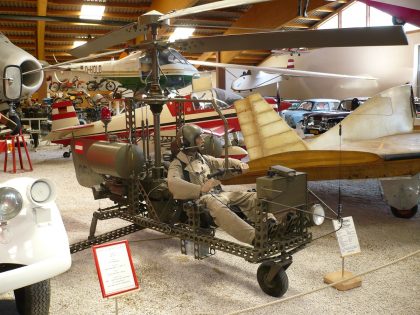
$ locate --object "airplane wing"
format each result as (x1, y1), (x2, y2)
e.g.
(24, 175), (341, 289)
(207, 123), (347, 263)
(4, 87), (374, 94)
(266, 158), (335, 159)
(223, 84), (420, 184)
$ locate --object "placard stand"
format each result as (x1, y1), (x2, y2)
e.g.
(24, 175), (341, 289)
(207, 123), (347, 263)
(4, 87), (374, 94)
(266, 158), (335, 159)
(92, 239), (140, 311)
(324, 216), (362, 291)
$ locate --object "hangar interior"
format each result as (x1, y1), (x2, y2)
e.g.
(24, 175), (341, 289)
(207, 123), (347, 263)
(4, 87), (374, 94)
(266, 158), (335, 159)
(0, 1), (419, 314)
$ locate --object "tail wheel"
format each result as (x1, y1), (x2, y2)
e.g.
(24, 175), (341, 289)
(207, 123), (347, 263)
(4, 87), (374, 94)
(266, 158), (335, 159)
(390, 205), (418, 219)
(257, 262), (289, 297)
(105, 81), (116, 91)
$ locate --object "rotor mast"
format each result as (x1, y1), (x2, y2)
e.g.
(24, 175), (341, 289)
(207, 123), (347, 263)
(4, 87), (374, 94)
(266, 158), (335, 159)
(140, 11), (168, 179)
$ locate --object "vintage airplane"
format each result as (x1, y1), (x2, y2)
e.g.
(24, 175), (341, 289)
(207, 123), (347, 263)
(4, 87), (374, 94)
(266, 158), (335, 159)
(357, 0), (420, 26)
(46, 84), (249, 159)
(223, 84), (420, 219)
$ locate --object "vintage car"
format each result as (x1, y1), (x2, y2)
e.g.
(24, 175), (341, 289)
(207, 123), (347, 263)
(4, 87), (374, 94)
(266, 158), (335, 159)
(0, 177), (71, 314)
(302, 97), (369, 135)
(279, 99), (301, 118)
(283, 98), (340, 128)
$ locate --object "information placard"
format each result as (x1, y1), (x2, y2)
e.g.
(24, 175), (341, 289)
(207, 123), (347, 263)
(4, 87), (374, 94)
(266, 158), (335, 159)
(332, 216), (361, 258)
(92, 240), (139, 298)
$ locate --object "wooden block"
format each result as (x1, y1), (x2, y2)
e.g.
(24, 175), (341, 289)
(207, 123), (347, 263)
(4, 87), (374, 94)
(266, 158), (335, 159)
(323, 270), (362, 291)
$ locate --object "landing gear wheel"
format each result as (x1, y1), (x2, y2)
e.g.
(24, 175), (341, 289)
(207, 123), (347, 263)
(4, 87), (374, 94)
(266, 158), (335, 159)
(257, 262), (289, 297)
(63, 151), (71, 158)
(390, 205), (418, 219)
(14, 279), (51, 315)
(105, 81), (116, 91)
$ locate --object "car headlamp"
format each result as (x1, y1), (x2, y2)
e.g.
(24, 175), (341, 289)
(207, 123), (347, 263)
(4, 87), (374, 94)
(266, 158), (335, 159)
(27, 178), (56, 206)
(310, 204), (325, 226)
(0, 187), (23, 222)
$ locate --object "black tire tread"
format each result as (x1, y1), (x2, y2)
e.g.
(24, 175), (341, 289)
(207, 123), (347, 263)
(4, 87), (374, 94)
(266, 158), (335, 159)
(14, 279), (50, 315)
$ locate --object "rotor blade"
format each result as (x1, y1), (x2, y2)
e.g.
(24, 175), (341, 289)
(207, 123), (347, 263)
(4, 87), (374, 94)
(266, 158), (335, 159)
(189, 60), (376, 80)
(22, 49), (127, 76)
(159, 0), (270, 21)
(69, 23), (148, 58)
(175, 26), (408, 53)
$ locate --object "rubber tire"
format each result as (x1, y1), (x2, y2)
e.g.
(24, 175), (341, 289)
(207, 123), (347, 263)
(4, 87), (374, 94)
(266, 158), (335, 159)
(87, 82), (97, 91)
(390, 205), (418, 219)
(257, 262), (289, 297)
(105, 81), (116, 91)
(14, 279), (50, 315)
(63, 151), (71, 158)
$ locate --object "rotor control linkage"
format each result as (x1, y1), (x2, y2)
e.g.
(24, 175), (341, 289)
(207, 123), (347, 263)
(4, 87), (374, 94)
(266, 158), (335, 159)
(207, 168), (242, 179)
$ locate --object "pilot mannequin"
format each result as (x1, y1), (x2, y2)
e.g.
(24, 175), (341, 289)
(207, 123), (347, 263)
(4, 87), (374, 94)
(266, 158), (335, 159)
(167, 124), (280, 245)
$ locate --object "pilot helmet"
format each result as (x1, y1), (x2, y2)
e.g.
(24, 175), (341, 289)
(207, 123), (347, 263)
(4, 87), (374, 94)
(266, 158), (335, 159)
(177, 124), (203, 151)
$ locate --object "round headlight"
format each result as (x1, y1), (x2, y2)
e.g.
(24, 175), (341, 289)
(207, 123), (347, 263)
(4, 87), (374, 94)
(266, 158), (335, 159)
(28, 179), (56, 205)
(0, 187), (23, 222)
(310, 204), (325, 226)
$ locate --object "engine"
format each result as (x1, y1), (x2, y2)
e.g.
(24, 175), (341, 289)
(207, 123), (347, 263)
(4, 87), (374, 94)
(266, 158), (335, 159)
(0, 32), (43, 102)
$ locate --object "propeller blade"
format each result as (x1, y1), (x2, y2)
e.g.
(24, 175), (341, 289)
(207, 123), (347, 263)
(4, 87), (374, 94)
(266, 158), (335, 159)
(189, 60), (376, 80)
(69, 23), (148, 58)
(175, 26), (408, 53)
(159, 0), (270, 21)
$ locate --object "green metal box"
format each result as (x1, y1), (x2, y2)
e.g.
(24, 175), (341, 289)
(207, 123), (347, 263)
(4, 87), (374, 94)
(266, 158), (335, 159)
(256, 166), (307, 215)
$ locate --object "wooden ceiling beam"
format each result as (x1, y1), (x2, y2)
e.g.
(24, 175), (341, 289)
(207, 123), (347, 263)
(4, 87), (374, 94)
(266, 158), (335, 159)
(283, 23), (310, 29)
(47, 0), (150, 10)
(0, 7), (36, 13)
(45, 28), (110, 35)
(46, 9), (143, 19)
(5, 35), (35, 41)
(0, 26), (35, 32)
(36, 0), (47, 60)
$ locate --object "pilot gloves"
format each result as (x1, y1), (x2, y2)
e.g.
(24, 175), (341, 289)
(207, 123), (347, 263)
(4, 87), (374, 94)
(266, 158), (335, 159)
(200, 178), (221, 193)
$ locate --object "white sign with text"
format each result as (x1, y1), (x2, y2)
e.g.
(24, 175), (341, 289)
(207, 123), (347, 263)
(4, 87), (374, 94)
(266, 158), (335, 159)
(92, 240), (139, 298)
(332, 216), (361, 257)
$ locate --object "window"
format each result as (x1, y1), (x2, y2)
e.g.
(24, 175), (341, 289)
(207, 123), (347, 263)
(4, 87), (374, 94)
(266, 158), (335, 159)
(342, 2), (367, 28)
(318, 15), (338, 29)
(370, 6), (392, 27)
(316, 2), (419, 32)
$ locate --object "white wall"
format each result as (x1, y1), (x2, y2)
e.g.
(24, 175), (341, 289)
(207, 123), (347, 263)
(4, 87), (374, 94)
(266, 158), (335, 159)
(225, 31), (420, 100)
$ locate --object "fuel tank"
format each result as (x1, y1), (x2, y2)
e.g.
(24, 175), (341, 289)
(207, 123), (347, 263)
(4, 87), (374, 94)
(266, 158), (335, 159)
(86, 141), (144, 179)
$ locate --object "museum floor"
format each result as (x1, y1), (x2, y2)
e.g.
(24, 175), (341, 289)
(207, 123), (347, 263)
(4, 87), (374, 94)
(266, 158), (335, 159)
(0, 143), (419, 315)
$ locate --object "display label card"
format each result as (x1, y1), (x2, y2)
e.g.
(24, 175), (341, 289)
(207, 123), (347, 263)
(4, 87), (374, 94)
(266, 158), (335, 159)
(332, 216), (361, 258)
(92, 240), (139, 298)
